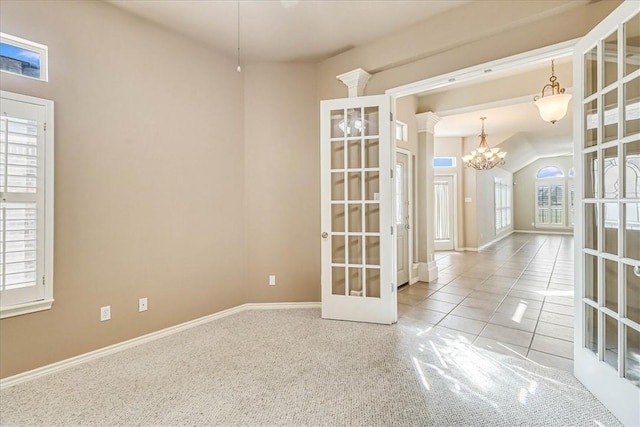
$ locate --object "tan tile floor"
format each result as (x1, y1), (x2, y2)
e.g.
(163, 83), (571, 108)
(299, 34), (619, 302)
(397, 233), (575, 372)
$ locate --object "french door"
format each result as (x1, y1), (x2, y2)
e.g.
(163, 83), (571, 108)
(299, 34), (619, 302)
(574, 2), (640, 425)
(320, 95), (396, 324)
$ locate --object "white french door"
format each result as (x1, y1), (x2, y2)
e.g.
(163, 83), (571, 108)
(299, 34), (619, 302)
(434, 175), (454, 251)
(320, 95), (396, 324)
(574, 2), (640, 425)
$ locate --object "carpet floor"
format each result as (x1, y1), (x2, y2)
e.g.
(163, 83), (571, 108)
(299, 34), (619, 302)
(0, 308), (621, 426)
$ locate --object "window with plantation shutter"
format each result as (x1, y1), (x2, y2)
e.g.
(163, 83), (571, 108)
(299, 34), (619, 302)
(0, 91), (53, 318)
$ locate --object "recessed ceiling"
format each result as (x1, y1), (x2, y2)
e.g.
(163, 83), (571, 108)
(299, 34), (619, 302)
(107, 0), (471, 62)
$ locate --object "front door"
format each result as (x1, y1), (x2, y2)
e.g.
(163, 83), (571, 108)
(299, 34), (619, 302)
(574, 2), (640, 425)
(434, 175), (454, 251)
(320, 95), (396, 324)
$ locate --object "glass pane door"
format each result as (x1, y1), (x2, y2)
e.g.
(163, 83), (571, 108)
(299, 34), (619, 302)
(320, 95), (394, 324)
(575, 4), (640, 425)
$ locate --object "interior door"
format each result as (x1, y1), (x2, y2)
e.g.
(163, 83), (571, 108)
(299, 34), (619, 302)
(574, 2), (640, 425)
(396, 151), (409, 286)
(434, 175), (454, 251)
(320, 95), (396, 324)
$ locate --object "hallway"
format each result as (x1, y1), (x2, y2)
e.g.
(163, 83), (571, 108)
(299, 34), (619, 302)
(398, 233), (575, 372)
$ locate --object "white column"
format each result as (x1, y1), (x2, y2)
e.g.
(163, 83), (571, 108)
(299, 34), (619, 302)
(415, 112), (440, 282)
(336, 68), (371, 98)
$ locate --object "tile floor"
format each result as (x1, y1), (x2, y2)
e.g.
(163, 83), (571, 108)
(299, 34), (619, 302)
(397, 233), (575, 372)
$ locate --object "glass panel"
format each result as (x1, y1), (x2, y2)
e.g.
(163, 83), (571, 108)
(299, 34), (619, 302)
(366, 236), (380, 266)
(365, 172), (380, 201)
(348, 268), (362, 296)
(625, 325), (640, 387)
(347, 173), (362, 201)
(332, 267), (345, 296)
(585, 45), (598, 97)
(347, 204), (362, 232)
(347, 140), (361, 169)
(604, 203), (619, 255)
(363, 107), (379, 136)
(624, 141), (640, 199)
(365, 204), (380, 233)
(0, 42), (41, 79)
(624, 76), (640, 137)
(604, 259), (618, 312)
(604, 30), (618, 88)
(603, 147), (619, 198)
(584, 253), (598, 302)
(344, 108), (362, 137)
(331, 110), (345, 138)
(625, 203), (640, 260)
(364, 139), (379, 168)
(626, 263), (640, 325)
(348, 236), (362, 264)
(624, 13), (640, 76)
(584, 150), (598, 198)
(331, 235), (345, 264)
(550, 184), (563, 225)
(603, 89), (618, 144)
(331, 204), (345, 232)
(604, 314), (618, 370)
(585, 303), (599, 355)
(584, 203), (598, 250)
(366, 268), (380, 298)
(585, 98), (598, 147)
(331, 173), (345, 201)
(331, 141), (344, 170)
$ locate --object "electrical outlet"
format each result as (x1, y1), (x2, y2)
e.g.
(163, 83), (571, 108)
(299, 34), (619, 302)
(269, 275), (276, 286)
(100, 305), (111, 321)
(139, 297), (148, 312)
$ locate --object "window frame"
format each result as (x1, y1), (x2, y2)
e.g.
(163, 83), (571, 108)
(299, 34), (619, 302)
(494, 178), (511, 233)
(0, 90), (54, 319)
(535, 179), (566, 228)
(0, 33), (48, 82)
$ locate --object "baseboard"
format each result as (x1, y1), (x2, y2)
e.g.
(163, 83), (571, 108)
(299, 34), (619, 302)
(410, 276), (420, 285)
(461, 247), (478, 252)
(514, 229), (574, 235)
(0, 302), (320, 390)
(477, 230), (514, 251)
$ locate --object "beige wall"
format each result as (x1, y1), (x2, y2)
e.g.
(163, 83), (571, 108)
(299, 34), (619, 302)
(243, 63), (319, 302)
(513, 156), (574, 233)
(317, 1), (622, 99)
(0, 0), (248, 378)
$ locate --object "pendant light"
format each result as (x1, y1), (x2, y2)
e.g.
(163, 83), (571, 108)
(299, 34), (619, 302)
(533, 60), (572, 124)
(462, 117), (507, 170)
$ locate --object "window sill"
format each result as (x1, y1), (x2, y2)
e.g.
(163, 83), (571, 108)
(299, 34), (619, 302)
(0, 299), (54, 319)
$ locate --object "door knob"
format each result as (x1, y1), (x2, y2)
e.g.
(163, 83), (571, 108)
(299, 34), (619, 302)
(322, 232), (328, 238)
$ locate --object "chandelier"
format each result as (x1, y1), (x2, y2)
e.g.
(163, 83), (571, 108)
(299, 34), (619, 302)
(533, 60), (572, 124)
(462, 117), (506, 170)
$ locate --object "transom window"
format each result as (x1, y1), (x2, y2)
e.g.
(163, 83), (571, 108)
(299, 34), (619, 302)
(0, 33), (48, 81)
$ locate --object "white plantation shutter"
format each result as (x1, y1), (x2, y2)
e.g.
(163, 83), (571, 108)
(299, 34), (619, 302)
(0, 92), (53, 317)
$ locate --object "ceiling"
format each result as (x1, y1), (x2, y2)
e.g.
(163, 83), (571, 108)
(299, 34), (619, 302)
(107, 0), (470, 62)
(107, 0), (573, 172)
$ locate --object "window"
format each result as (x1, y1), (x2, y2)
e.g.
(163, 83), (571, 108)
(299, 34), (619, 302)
(536, 165), (564, 179)
(494, 178), (511, 232)
(535, 165), (570, 227)
(0, 33), (48, 81)
(395, 121), (408, 142)
(433, 157), (456, 168)
(536, 182), (564, 226)
(0, 91), (54, 318)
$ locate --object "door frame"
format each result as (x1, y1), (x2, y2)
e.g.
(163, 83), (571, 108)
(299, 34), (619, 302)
(434, 173), (458, 251)
(396, 147), (413, 285)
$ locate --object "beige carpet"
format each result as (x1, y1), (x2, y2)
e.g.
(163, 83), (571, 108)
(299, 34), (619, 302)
(0, 308), (621, 426)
